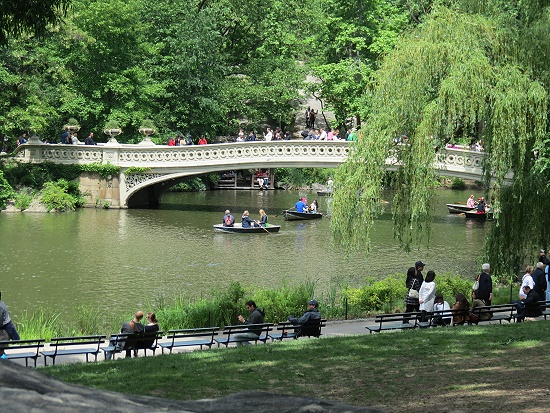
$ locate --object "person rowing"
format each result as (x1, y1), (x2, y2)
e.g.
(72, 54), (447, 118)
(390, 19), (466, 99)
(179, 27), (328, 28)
(294, 197), (308, 213)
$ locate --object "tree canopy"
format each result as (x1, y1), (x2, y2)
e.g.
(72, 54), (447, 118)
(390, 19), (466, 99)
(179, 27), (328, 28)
(331, 1), (550, 276)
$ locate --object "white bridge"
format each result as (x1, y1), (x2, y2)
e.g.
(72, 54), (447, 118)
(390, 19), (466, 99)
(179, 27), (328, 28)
(13, 139), (486, 208)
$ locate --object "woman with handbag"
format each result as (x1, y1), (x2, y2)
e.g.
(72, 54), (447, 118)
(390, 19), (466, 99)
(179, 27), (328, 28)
(405, 264), (424, 320)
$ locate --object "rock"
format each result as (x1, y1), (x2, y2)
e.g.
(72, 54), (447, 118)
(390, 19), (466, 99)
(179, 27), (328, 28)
(0, 361), (384, 413)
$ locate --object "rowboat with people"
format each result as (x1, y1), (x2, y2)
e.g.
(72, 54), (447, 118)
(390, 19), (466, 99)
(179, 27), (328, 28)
(283, 210), (323, 221)
(464, 210), (494, 221)
(446, 203), (473, 214)
(213, 223), (281, 233)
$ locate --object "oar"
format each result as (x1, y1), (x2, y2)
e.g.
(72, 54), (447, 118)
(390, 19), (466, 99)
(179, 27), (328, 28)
(255, 220), (271, 234)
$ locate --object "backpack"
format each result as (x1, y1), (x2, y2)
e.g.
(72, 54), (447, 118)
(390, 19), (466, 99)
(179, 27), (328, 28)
(224, 215), (233, 226)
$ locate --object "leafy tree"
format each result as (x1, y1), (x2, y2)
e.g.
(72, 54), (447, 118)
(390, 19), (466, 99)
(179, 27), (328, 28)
(0, 0), (71, 44)
(0, 170), (14, 209)
(331, 2), (550, 278)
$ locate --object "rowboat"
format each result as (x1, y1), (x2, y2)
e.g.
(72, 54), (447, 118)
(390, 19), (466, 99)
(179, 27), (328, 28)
(464, 210), (494, 221)
(446, 203), (474, 213)
(283, 210), (323, 221)
(317, 190), (332, 197)
(213, 223), (281, 233)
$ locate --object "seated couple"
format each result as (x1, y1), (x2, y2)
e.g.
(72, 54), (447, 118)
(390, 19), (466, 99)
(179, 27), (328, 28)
(105, 311), (159, 359)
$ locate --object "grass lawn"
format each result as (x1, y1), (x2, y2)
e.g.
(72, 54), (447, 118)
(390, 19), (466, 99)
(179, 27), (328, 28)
(43, 321), (550, 413)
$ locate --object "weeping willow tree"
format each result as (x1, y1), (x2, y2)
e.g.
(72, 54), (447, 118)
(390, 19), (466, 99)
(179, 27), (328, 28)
(331, 2), (550, 277)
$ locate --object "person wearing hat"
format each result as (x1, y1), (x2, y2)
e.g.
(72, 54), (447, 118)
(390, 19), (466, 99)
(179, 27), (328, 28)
(222, 210), (234, 227)
(288, 299), (321, 325)
(475, 263), (493, 305)
(287, 300), (321, 337)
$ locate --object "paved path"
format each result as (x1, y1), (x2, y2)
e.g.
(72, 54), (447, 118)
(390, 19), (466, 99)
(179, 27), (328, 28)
(5, 319), (372, 368)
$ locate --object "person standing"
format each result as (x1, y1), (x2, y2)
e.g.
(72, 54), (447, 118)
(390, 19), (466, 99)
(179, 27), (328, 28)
(476, 263), (493, 305)
(234, 300), (265, 346)
(519, 265), (535, 300)
(531, 261), (547, 303)
(419, 270), (436, 322)
(0, 299), (20, 342)
(264, 128), (273, 142)
(84, 132), (97, 145)
(405, 262), (425, 317)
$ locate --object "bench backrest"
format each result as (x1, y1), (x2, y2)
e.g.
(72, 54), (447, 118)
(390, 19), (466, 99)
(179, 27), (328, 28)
(374, 312), (421, 324)
(167, 327), (219, 340)
(298, 318), (326, 338)
(50, 335), (106, 347)
(0, 338), (45, 350)
(110, 332), (163, 350)
(222, 323), (273, 337)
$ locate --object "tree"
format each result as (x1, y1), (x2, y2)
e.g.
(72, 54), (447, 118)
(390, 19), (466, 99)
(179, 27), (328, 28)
(0, 0), (71, 44)
(330, 2), (550, 278)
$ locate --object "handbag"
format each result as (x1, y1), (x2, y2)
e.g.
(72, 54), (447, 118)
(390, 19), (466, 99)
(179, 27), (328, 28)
(408, 279), (419, 299)
(473, 278), (480, 291)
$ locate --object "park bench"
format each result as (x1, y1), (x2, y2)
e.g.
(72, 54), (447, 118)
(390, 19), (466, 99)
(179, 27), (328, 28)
(365, 312), (420, 334)
(269, 319), (326, 341)
(471, 304), (515, 324)
(40, 335), (106, 366)
(0, 338), (45, 367)
(159, 327), (219, 354)
(214, 323), (273, 347)
(101, 331), (164, 360)
(538, 300), (550, 320)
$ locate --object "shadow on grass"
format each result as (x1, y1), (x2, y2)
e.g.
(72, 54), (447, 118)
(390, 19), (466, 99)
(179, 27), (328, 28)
(43, 321), (550, 413)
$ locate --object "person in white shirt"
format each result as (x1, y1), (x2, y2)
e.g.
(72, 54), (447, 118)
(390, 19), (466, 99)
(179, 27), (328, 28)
(419, 270), (436, 321)
(519, 265), (535, 300)
(264, 128), (273, 141)
(319, 128), (327, 140)
(432, 294), (452, 326)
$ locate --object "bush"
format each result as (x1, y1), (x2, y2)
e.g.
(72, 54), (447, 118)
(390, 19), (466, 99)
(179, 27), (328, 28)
(40, 179), (85, 211)
(0, 170), (14, 209)
(14, 188), (34, 210)
(451, 177), (467, 190)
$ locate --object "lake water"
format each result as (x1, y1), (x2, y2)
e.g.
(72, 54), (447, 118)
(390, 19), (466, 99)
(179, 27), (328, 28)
(0, 189), (487, 320)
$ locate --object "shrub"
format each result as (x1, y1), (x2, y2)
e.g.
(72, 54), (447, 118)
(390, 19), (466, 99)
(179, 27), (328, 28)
(40, 179), (84, 211)
(14, 187), (34, 210)
(0, 170), (14, 209)
(451, 177), (466, 190)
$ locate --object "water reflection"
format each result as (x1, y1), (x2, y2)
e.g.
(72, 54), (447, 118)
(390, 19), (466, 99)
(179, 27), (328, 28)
(0, 189), (489, 320)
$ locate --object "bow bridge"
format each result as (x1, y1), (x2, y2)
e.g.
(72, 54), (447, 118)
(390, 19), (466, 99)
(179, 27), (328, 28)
(13, 139), (486, 208)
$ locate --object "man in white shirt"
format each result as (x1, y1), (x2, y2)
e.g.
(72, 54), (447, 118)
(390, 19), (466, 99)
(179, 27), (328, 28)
(264, 128), (273, 141)
(319, 128), (327, 140)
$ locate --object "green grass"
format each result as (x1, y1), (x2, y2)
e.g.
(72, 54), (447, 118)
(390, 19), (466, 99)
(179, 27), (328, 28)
(43, 321), (550, 413)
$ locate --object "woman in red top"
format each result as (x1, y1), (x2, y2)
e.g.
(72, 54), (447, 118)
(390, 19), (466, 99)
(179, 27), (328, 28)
(198, 136), (208, 145)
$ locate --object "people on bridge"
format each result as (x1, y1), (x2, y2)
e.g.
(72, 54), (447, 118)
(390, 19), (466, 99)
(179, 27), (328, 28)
(258, 209), (268, 227)
(264, 128), (273, 142)
(198, 136), (208, 145)
(85, 132), (97, 145)
(466, 194), (476, 209)
(234, 300), (265, 346)
(241, 210), (259, 228)
(295, 197), (308, 213)
(223, 210), (235, 227)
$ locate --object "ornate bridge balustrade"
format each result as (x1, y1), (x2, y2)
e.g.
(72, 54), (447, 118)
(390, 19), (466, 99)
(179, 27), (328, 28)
(12, 139), (488, 208)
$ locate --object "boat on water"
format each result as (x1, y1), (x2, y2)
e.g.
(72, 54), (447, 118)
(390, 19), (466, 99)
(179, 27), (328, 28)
(446, 203), (474, 213)
(317, 190), (333, 197)
(213, 223), (281, 233)
(283, 210), (323, 221)
(464, 210), (494, 221)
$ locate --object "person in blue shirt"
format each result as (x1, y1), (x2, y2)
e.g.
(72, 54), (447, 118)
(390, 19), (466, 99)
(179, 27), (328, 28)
(295, 197), (307, 213)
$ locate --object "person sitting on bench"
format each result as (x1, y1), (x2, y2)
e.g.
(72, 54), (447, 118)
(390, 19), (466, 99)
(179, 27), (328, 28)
(234, 300), (265, 346)
(105, 311), (145, 360)
(287, 299), (321, 336)
(516, 285), (542, 322)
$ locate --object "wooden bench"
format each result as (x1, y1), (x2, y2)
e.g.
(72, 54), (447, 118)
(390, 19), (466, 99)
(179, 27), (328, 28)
(365, 312), (420, 334)
(0, 339), (45, 367)
(214, 323), (273, 347)
(269, 319), (326, 341)
(159, 327), (219, 354)
(471, 304), (515, 324)
(539, 300), (550, 320)
(101, 331), (164, 360)
(41, 335), (106, 366)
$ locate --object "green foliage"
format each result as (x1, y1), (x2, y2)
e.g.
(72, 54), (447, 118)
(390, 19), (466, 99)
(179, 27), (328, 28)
(124, 166), (151, 175)
(79, 162), (120, 179)
(16, 309), (63, 340)
(0, 170), (14, 209)
(139, 119), (155, 129)
(450, 177), (466, 190)
(104, 120), (121, 130)
(275, 168), (334, 189)
(73, 305), (106, 336)
(40, 179), (84, 211)
(1, 161), (81, 190)
(66, 118), (80, 127)
(14, 187), (34, 210)
(343, 273), (472, 313)
(168, 177), (207, 192)
(251, 281), (315, 323)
